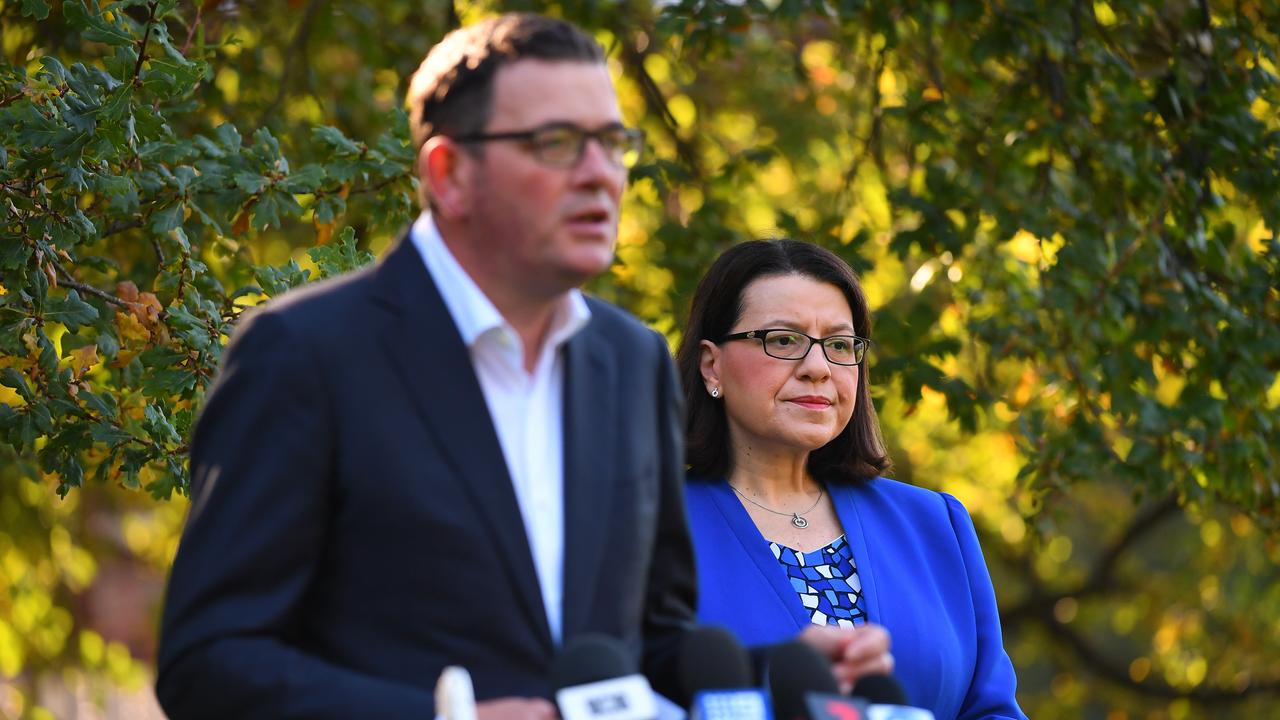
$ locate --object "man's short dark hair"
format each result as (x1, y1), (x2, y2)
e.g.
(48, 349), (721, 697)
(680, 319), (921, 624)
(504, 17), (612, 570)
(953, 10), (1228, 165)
(406, 13), (606, 150)
(676, 239), (893, 484)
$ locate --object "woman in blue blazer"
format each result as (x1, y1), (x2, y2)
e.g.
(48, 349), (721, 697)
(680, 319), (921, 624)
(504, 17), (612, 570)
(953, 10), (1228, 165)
(676, 240), (1026, 720)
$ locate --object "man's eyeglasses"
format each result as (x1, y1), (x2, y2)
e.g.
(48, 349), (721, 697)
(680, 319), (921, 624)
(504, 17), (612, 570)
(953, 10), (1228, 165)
(718, 329), (870, 366)
(451, 122), (645, 169)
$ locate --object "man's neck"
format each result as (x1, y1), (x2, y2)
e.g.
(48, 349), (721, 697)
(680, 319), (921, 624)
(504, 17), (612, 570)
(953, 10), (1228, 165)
(442, 233), (564, 374)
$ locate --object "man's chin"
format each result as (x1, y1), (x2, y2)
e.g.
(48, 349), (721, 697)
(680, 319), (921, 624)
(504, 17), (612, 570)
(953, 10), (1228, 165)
(560, 249), (616, 282)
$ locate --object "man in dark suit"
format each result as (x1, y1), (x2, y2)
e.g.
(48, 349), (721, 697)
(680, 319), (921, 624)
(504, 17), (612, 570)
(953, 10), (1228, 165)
(156, 14), (694, 719)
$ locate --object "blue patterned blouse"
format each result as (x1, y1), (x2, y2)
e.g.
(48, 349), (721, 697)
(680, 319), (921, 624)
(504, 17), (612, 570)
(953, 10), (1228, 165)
(768, 535), (868, 628)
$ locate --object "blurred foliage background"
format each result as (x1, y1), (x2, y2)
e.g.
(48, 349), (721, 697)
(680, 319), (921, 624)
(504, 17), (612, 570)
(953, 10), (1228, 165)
(2, 0), (1278, 718)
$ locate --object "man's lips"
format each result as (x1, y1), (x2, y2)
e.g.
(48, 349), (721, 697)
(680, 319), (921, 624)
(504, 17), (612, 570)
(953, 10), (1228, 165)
(565, 206), (613, 224)
(562, 207), (615, 239)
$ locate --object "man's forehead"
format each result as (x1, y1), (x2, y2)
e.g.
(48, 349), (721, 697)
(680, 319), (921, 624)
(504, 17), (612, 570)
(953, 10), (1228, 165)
(488, 59), (620, 125)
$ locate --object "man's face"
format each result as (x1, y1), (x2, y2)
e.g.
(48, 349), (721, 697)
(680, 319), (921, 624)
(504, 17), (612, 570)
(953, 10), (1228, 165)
(463, 59), (629, 299)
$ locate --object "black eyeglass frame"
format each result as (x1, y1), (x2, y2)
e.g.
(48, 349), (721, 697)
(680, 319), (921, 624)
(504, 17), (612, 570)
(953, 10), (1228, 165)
(450, 121), (645, 168)
(718, 328), (871, 366)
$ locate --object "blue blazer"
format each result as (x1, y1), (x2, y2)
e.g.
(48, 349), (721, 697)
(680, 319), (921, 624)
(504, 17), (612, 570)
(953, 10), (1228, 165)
(686, 477), (1026, 720)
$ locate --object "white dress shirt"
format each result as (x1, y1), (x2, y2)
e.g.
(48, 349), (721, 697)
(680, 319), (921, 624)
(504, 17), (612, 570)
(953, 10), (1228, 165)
(410, 213), (589, 645)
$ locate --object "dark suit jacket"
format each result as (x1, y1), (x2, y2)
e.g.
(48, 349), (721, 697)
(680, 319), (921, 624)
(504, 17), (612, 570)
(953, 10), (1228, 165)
(156, 238), (697, 719)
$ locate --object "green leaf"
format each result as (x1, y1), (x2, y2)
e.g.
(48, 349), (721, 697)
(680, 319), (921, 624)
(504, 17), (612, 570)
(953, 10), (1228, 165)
(1, 369), (33, 403)
(279, 164), (326, 194)
(143, 403), (181, 444)
(96, 83), (133, 123)
(45, 290), (100, 332)
(142, 368), (197, 396)
(30, 402), (54, 433)
(21, 0), (50, 21)
(309, 227), (373, 278)
(254, 189), (303, 230)
(65, 1), (136, 47)
(233, 171), (267, 194)
(253, 260), (311, 297)
(151, 202), (186, 233)
(313, 194), (347, 224)
(90, 421), (135, 446)
(0, 241), (32, 270)
(80, 390), (116, 419)
(213, 123), (242, 151)
(313, 125), (362, 155)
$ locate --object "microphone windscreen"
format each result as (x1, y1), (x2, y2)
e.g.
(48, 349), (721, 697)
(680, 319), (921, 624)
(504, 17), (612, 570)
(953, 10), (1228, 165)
(767, 640), (838, 720)
(677, 626), (754, 704)
(551, 634), (635, 691)
(852, 674), (909, 706)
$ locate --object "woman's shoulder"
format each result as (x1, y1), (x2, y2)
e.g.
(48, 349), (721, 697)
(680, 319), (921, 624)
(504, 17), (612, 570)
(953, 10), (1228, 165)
(683, 475), (724, 503)
(838, 476), (971, 520)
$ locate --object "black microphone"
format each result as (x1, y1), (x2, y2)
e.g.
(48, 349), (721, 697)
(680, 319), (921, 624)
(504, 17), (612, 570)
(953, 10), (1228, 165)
(851, 675), (907, 705)
(552, 634), (659, 720)
(765, 641), (841, 720)
(678, 626), (771, 719)
(851, 675), (934, 720)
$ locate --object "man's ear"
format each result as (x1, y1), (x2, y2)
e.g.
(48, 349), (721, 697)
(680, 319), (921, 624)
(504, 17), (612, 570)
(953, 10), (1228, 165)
(419, 137), (473, 220)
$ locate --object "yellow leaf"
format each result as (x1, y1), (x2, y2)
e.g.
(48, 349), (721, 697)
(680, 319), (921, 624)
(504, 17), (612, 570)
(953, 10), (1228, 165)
(314, 220), (335, 246)
(115, 281), (140, 305)
(115, 311), (151, 345)
(70, 345), (99, 378)
(232, 208), (252, 236)
(134, 292), (164, 326)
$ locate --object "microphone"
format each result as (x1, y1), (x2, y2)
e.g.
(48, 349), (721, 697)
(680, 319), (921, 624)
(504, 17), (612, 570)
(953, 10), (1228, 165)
(434, 665), (477, 720)
(678, 626), (772, 719)
(552, 634), (659, 720)
(851, 675), (935, 720)
(767, 640), (864, 720)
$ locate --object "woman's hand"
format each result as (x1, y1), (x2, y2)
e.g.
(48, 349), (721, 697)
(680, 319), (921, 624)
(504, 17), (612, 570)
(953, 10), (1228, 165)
(798, 623), (895, 695)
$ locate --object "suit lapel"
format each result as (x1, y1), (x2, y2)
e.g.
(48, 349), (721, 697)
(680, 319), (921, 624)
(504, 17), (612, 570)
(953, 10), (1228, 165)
(560, 324), (616, 638)
(370, 238), (552, 651)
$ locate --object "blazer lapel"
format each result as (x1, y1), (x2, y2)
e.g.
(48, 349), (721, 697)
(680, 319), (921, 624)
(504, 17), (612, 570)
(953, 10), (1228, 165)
(708, 481), (814, 631)
(560, 326), (616, 638)
(370, 237), (552, 651)
(834, 486), (884, 627)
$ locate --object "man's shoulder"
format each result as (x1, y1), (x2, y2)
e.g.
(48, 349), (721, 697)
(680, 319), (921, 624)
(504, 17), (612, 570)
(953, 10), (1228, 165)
(234, 263), (382, 344)
(580, 295), (658, 342)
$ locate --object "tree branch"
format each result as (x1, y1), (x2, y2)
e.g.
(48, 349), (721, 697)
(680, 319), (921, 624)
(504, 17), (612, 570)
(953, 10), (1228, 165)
(181, 0), (206, 55)
(1001, 495), (1180, 625)
(1080, 493), (1180, 593)
(1039, 612), (1280, 702)
(102, 219), (144, 239)
(261, 0), (327, 125)
(48, 257), (135, 310)
(615, 39), (705, 182)
(132, 2), (161, 85)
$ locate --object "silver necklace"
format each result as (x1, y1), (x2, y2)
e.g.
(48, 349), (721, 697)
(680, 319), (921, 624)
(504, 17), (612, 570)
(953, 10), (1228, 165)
(729, 483), (824, 529)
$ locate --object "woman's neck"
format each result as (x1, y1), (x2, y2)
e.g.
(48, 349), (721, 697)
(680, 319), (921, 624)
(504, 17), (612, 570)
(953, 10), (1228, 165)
(728, 444), (820, 503)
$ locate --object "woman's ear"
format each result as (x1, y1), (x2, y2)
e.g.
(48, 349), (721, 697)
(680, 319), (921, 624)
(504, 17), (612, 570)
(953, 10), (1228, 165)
(419, 137), (473, 220)
(699, 339), (722, 397)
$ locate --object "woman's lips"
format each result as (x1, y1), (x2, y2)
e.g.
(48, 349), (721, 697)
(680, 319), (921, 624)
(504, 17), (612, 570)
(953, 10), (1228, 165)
(787, 396), (833, 410)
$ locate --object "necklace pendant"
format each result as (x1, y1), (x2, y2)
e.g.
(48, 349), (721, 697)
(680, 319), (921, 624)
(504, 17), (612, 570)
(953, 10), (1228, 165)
(791, 514), (808, 529)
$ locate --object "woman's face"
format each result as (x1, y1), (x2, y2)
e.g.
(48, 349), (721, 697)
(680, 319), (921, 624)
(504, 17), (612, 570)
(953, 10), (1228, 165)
(700, 273), (860, 460)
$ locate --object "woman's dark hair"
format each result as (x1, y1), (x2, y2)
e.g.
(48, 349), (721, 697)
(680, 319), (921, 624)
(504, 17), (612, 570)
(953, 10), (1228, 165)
(676, 239), (891, 484)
